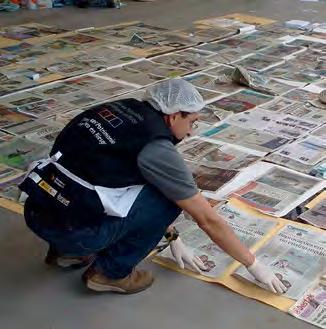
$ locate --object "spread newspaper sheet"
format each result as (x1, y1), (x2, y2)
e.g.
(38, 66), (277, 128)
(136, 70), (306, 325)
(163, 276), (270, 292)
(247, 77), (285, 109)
(154, 199), (325, 313)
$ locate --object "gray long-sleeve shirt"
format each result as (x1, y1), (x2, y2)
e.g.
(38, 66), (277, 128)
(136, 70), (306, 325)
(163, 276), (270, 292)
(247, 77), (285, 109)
(137, 139), (198, 201)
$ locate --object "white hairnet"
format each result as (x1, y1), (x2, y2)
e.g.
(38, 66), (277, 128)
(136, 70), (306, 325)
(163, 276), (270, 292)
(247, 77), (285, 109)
(143, 78), (205, 114)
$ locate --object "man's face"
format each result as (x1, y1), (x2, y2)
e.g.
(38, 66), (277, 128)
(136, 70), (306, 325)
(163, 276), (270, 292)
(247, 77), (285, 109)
(166, 112), (199, 140)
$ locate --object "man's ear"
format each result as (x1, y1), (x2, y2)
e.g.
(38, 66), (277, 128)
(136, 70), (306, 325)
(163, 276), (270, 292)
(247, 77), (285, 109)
(169, 113), (180, 126)
(166, 113), (178, 127)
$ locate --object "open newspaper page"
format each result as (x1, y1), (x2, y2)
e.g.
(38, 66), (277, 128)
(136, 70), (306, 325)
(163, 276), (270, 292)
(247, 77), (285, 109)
(186, 160), (239, 193)
(289, 280), (326, 329)
(178, 138), (263, 169)
(202, 123), (290, 153)
(272, 136), (326, 166)
(300, 199), (326, 229)
(265, 153), (323, 175)
(158, 203), (278, 277)
(227, 166), (325, 216)
(225, 108), (281, 130)
(263, 115), (320, 139)
(233, 224), (326, 300)
(178, 138), (261, 193)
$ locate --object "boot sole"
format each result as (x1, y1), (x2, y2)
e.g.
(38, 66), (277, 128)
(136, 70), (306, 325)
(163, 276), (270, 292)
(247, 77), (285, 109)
(86, 278), (154, 295)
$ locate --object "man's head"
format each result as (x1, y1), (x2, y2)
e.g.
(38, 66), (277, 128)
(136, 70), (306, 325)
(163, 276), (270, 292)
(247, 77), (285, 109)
(144, 79), (204, 140)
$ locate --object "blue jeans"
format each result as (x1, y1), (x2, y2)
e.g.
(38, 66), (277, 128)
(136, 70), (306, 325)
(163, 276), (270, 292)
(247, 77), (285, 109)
(24, 184), (181, 279)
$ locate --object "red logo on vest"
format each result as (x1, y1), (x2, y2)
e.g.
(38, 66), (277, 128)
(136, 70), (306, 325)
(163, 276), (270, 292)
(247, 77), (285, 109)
(98, 109), (123, 128)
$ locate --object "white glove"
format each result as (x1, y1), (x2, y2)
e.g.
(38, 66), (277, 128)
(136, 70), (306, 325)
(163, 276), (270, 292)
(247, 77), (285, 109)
(170, 237), (207, 273)
(247, 259), (288, 294)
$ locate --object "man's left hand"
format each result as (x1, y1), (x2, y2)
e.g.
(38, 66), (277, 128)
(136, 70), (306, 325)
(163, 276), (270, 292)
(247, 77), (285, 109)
(170, 237), (207, 273)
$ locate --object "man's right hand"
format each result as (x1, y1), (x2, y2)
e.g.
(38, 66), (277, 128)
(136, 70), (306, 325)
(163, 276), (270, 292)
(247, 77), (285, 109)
(246, 259), (288, 294)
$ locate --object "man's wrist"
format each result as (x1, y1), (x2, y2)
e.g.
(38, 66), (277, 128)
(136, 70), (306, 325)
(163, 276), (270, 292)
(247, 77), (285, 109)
(245, 254), (256, 268)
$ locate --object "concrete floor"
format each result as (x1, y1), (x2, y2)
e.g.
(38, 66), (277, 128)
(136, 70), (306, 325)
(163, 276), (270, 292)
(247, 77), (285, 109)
(0, 207), (314, 329)
(0, 0), (325, 30)
(1, 1), (324, 328)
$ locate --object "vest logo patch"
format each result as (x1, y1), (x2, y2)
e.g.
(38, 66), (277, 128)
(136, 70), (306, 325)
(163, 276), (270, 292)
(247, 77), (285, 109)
(98, 109), (123, 128)
(38, 180), (57, 197)
(56, 193), (70, 206)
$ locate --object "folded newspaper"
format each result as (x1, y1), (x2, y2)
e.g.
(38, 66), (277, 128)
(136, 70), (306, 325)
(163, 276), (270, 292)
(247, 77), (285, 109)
(231, 65), (278, 95)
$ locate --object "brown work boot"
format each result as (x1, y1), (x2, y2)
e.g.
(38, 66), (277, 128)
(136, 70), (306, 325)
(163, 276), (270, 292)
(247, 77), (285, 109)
(82, 267), (154, 294)
(45, 247), (95, 269)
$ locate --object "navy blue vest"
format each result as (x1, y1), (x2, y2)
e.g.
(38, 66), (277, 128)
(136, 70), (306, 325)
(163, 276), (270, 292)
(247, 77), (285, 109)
(20, 99), (174, 226)
(50, 98), (174, 187)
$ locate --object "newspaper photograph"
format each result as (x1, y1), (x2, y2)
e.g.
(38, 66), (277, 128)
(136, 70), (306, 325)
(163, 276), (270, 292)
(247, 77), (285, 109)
(273, 136), (326, 166)
(196, 88), (222, 103)
(279, 103), (326, 123)
(300, 199), (326, 230)
(262, 62), (319, 84)
(0, 106), (31, 129)
(46, 60), (90, 77)
(259, 44), (304, 58)
(289, 281), (326, 329)
(30, 82), (80, 98)
(0, 164), (23, 181)
(0, 137), (49, 170)
(158, 203), (278, 277)
(233, 54), (283, 72)
(176, 26), (236, 43)
(188, 66), (241, 94)
(2, 119), (50, 136)
(212, 89), (274, 113)
(203, 64), (234, 77)
(283, 88), (319, 103)
(0, 131), (14, 143)
(24, 125), (62, 145)
(228, 166), (325, 216)
(311, 162), (326, 180)
(178, 138), (217, 161)
(206, 48), (253, 64)
(198, 106), (229, 124)
(201, 145), (261, 170)
(184, 73), (225, 92)
(126, 60), (187, 78)
(186, 161), (239, 192)
(151, 52), (215, 73)
(56, 90), (106, 109)
(66, 74), (134, 94)
(1, 92), (44, 109)
(233, 224), (326, 300)
(178, 138), (261, 169)
(260, 98), (295, 112)
(16, 98), (68, 118)
(48, 109), (84, 126)
(98, 66), (163, 86)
